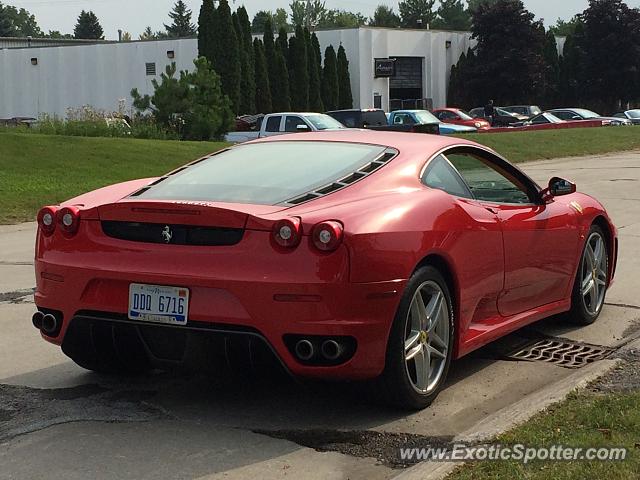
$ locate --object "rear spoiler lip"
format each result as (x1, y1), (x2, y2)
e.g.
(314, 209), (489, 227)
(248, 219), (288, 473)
(86, 200), (292, 231)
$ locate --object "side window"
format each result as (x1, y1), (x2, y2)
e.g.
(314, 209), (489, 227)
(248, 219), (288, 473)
(553, 111), (572, 120)
(393, 114), (412, 125)
(446, 151), (533, 204)
(422, 155), (473, 198)
(285, 116), (306, 132)
(265, 116), (282, 132)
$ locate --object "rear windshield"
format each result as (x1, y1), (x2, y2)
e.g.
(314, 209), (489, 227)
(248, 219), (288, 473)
(138, 141), (389, 205)
(361, 111), (388, 126)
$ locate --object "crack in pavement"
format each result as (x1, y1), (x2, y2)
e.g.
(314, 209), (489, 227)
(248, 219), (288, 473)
(0, 289), (35, 304)
(606, 302), (640, 311)
(254, 429), (455, 469)
(0, 383), (168, 443)
(0, 261), (33, 266)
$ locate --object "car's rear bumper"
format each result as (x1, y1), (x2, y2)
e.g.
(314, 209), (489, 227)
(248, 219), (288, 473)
(35, 224), (405, 380)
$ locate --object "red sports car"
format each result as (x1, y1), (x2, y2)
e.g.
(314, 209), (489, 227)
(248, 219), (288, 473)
(33, 131), (617, 409)
(433, 108), (492, 130)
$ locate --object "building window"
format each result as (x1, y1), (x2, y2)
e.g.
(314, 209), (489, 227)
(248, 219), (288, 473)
(167, 50), (175, 59)
(31, 58), (38, 65)
(145, 62), (157, 76)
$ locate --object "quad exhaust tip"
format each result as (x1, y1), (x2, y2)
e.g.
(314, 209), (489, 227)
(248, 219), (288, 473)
(32, 311), (45, 329)
(320, 340), (344, 361)
(294, 339), (315, 361)
(33, 311), (59, 336)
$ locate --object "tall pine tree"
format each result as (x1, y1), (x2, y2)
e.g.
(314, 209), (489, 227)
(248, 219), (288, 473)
(74, 10), (103, 39)
(322, 45), (339, 111)
(272, 47), (292, 111)
(336, 45), (353, 109)
(305, 28), (323, 111)
(277, 27), (289, 59)
(197, 0), (216, 62)
(164, 1), (196, 37)
(237, 6), (256, 114)
(254, 38), (273, 114)
(289, 25), (309, 111)
(212, 0), (241, 114)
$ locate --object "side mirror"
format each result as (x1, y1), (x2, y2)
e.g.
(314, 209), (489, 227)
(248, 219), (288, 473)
(296, 124), (310, 132)
(543, 177), (576, 201)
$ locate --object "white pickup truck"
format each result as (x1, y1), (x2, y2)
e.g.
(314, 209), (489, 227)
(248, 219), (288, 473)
(224, 112), (345, 143)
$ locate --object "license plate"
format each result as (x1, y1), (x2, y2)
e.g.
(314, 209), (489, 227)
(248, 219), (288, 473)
(128, 283), (189, 325)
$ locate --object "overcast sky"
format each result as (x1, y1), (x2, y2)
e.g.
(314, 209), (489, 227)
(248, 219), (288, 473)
(8, 0), (640, 39)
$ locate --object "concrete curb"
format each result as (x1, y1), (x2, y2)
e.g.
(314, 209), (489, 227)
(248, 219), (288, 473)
(393, 358), (619, 480)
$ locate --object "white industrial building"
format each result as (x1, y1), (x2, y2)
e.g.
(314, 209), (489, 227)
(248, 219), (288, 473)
(0, 27), (475, 119)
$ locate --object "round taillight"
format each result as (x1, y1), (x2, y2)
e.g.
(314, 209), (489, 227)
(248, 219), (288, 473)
(56, 206), (80, 236)
(273, 218), (301, 248)
(312, 221), (344, 252)
(37, 206), (58, 236)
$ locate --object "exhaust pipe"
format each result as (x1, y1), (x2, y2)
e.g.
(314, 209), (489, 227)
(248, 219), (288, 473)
(32, 311), (45, 329)
(41, 313), (58, 335)
(294, 339), (315, 361)
(321, 340), (344, 361)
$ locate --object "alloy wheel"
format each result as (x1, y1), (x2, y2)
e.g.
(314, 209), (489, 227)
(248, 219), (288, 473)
(580, 232), (607, 316)
(404, 281), (450, 394)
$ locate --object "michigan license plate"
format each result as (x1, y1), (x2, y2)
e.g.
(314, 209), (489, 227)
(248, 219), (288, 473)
(128, 283), (189, 325)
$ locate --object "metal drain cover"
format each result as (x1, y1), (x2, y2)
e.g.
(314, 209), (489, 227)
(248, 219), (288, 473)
(506, 338), (614, 369)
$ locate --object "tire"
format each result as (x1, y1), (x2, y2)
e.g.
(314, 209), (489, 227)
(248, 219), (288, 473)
(379, 266), (455, 410)
(566, 225), (609, 325)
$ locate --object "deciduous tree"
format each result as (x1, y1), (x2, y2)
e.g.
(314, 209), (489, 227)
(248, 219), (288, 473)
(369, 5), (401, 28)
(432, 0), (470, 31)
(398, 0), (436, 28)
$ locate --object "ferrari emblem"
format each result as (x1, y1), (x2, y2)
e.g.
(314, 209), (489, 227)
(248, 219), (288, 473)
(569, 201), (583, 214)
(420, 331), (428, 344)
(161, 226), (173, 243)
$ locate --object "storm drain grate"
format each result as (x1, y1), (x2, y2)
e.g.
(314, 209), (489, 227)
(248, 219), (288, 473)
(506, 339), (614, 369)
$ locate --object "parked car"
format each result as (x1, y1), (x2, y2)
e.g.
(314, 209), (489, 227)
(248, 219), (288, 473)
(326, 108), (439, 134)
(613, 109), (640, 125)
(501, 105), (542, 119)
(549, 108), (632, 126)
(432, 108), (491, 130)
(224, 112), (345, 143)
(515, 112), (565, 127)
(33, 130), (617, 409)
(389, 109), (476, 134)
(469, 107), (528, 126)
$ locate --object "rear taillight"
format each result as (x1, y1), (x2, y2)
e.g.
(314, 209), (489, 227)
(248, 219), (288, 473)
(312, 221), (344, 252)
(273, 218), (302, 248)
(37, 206), (58, 236)
(56, 206), (80, 236)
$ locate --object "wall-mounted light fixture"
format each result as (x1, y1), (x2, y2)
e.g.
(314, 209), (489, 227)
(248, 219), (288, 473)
(30, 57), (38, 65)
(445, 41), (452, 49)
(167, 50), (175, 59)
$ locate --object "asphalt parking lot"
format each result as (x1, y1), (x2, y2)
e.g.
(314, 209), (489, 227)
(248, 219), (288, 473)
(1, 151), (639, 480)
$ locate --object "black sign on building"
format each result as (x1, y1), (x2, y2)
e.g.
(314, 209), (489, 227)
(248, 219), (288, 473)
(374, 58), (396, 78)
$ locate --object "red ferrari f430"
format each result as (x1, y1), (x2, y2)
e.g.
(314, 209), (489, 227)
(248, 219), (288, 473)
(33, 131), (617, 409)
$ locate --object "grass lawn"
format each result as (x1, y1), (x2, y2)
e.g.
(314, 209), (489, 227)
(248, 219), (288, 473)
(1, 127), (639, 224)
(0, 133), (227, 224)
(461, 126), (640, 163)
(446, 391), (640, 480)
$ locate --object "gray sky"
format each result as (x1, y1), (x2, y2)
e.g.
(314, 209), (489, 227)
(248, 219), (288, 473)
(8, 0), (640, 40)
